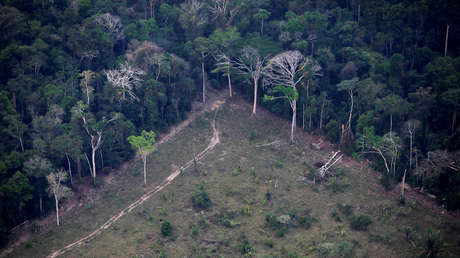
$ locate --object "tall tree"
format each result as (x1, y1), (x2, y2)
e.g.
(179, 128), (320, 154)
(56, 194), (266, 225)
(46, 169), (72, 226)
(230, 46), (269, 115)
(264, 50), (321, 143)
(72, 101), (119, 182)
(337, 77), (359, 145)
(253, 9), (270, 36)
(79, 70), (95, 106)
(105, 63), (145, 102)
(186, 37), (211, 104)
(210, 27), (241, 97)
(128, 130), (156, 185)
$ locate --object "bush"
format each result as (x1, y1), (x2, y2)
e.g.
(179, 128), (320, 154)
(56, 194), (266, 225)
(161, 220), (172, 237)
(337, 203), (353, 216)
(349, 215), (372, 231)
(190, 223), (199, 236)
(423, 229), (442, 258)
(191, 191), (212, 210)
(263, 238), (274, 248)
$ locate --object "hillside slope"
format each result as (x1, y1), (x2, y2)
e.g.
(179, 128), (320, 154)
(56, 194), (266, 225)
(7, 95), (460, 258)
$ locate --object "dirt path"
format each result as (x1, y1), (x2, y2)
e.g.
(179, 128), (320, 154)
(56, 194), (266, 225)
(46, 99), (225, 258)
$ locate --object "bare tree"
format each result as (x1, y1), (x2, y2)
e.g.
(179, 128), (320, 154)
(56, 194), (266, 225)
(46, 169), (72, 226)
(94, 13), (125, 41)
(357, 128), (402, 175)
(208, 0), (238, 27)
(230, 47), (269, 115)
(318, 151), (343, 180)
(264, 50), (321, 143)
(214, 54), (233, 97)
(105, 63), (145, 102)
(179, 0), (207, 39)
(72, 101), (119, 182)
(79, 70), (95, 106)
(404, 119), (421, 170)
(337, 77), (358, 145)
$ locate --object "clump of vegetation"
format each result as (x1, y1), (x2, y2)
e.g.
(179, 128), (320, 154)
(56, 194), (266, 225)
(190, 223), (199, 236)
(160, 220), (172, 237)
(422, 229), (443, 258)
(349, 215), (372, 231)
(265, 213), (290, 237)
(263, 238), (274, 248)
(237, 234), (255, 257)
(317, 241), (355, 258)
(191, 191), (212, 210)
(337, 203), (353, 216)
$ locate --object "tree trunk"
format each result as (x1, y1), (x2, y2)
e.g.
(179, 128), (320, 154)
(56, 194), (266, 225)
(202, 61), (206, 104)
(401, 169), (406, 197)
(91, 148), (97, 182)
(66, 153), (72, 185)
(302, 104), (306, 130)
(252, 78), (258, 115)
(290, 100), (296, 144)
(39, 194), (43, 216)
(76, 157), (82, 180)
(319, 97), (325, 130)
(19, 137), (24, 152)
(409, 133), (413, 170)
(143, 155), (147, 185)
(227, 66), (232, 97)
(55, 196), (60, 226)
(260, 20), (264, 36)
(445, 24), (450, 57)
(390, 113), (393, 136)
(452, 109), (457, 136)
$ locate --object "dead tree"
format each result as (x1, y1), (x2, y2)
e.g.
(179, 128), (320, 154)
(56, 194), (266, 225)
(318, 151), (343, 180)
(105, 63), (145, 102)
(230, 47), (269, 115)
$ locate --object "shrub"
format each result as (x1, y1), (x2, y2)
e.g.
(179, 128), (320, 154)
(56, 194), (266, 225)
(297, 215), (317, 229)
(238, 239), (254, 256)
(263, 238), (274, 248)
(191, 191), (212, 210)
(349, 215), (372, 231)
(337, 203), (353, 216)
(190, 223), (199, 236)
(423, 229), (442, 258)
(161, 220), (172, 237)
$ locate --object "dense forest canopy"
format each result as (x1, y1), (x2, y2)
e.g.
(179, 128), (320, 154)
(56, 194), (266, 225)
(0, 0), (459, 245)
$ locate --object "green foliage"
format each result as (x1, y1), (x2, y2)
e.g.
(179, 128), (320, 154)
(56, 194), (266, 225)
(160, 220), (172, 237)
(128, 130), (156, 156)
(191, 191), (212, 210)
(422, 229), (442, 258)
(349, 215), (372, 231)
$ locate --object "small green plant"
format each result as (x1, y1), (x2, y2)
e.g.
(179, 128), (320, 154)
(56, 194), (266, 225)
(232, 165), (242, 176)
(190, 223), (199, 236)
(250, 167), (256, 177)
(249, 129), (260, 141)
(240, 205), (252, 216)
(31, 221), (40, 233)
(422, 229), (442, 258)
(297, 215), (317, 229)
(191, 191), (212, 210)
(263, 238), (274, 248)
(158, 250), (167, 258)
(265, 191), (272, 201)
(161, 220), (172, 237)
(337, 203), (353, 216)
(349, 215), (372, 231)
(238, 237), (255, 256)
